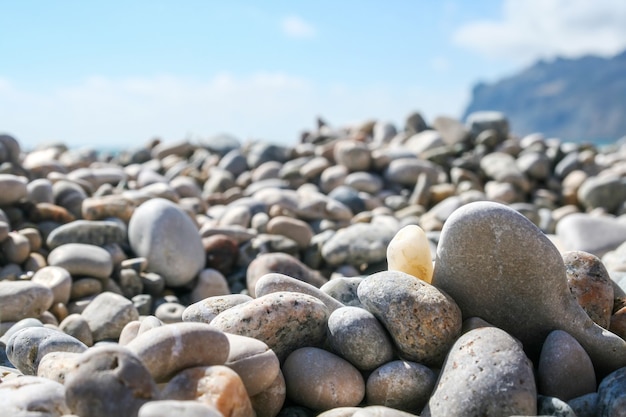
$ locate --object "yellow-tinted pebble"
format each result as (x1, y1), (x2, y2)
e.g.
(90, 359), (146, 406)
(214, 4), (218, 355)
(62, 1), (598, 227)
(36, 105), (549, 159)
(386, 224), (433, 283)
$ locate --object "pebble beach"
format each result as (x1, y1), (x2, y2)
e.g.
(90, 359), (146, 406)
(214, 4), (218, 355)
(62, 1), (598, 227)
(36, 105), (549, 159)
(2, 110), (626, 416)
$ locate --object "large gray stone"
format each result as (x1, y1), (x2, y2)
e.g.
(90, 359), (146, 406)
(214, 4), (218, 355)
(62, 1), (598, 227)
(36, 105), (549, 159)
(432, 201), (626, 374)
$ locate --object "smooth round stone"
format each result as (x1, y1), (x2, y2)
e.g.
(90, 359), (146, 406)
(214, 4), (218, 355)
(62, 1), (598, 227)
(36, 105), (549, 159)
(6, 327), (87, 375)
(300, 156), (331, 180)
(1, 231), (30, 264)
(27, 178), (55, 204)
(538, 330), (596, 401)
(0, 318), (43, 346)
(327, 306), (394, 371)
(479, 152), (529, 191)
(283, 347), (365, 411)
(128, 198), (205, 287)
(183, 294), (253, 324)
(81, 292), (139, 342)
(249, 370), (286, 417)
(190, 268), (230, 303)
(126, 322), (229, 382)
(321, 223), (396, 267)
(386, 224), (433, 283)
(224, 333), (281, 396)
(319, 164), (348, 193)
(366, 360), (436, 414)
(210, 291), (329, 361)
(319, 277), (364, 307)
(255, 273), (344, 312)
(81, 195), (136, 222)
(218, 204), (252, 227)
(246, 252), (327, 298)
(0, 280), (54, 322)
(423, 327), (536, 417)
(383, 158), (441, 187)
(203, 235), (239, 274)
(578, 174), (626, 213)
(432, 201), (626, 374)
(0, 375), (70, 416)
(70, 277), (103, 300)
(65, 345), (159, 417)
(155, 302), (186, 323)
(344, 171), (383, 195)
(357, 270), (462, 366)
(31, 266), (72, 305)
(37, 351), (81, 383)
(316, 407), (361, 417)
(218, 149), (248, 177)
(138, 400), (223, 417)
(59, 314), (93, 347)
(567, 393), (599, 417)
(556, 212), (626, 257)
(266, 216), (313, 249)
(537, 395), (578, 417)
(53, 180), (87, 218)
(161, 365), (255, 417)
(333, 140), (371, 172)
(597, 366), (626, 416)
(328, 185), (366, 214)
(46, 219), (126, 250)
(0, 134), (22, 163)
(47, 243), (113, 279)
(0, 174), (28, 205)
(563, 250), (614, 329)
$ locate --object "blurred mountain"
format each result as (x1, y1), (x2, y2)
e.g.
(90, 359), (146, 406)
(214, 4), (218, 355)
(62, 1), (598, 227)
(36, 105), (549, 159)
(462, 50), (626, 142)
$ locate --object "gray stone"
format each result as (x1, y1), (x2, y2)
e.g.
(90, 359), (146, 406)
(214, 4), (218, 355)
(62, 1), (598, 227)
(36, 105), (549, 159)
(597, 366), (626, 416)
(556, 212), (626, 257)
(465, 110), (509, 140)
(81, 292), (139, 342)
(0, 280), (54, 322)
(46, 219), (126, 250)
(537, 395), (578, 417)
(31, 266), (72, 305)
(383, 158), (441, 186)
(578, 175), (626, 213)
(567, 393), (599, 417)
(0, 318), (43, 346)
(432, 201), (626, 374)
(47, 243), (113, 279)
(358, 270), (461, 366)
(0, 375), (70, 416)
(327, 306), (394, 371)
(423, 327), (536, 417)
(59, 314), (94, 347)
(320, 277), (364, 307)
(6, 327), (87, 375)
(182, 294), (253, 324)
(65, 345), (159, 417)
(321, 223), (396, 267)
(255, 273), (344, 313)
(0, 174), (28, 205)
(128, 198), (205, 287)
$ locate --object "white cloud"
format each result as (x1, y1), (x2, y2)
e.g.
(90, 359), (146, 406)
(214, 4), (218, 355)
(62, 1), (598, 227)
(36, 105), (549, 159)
(0, 73), (466, 150)
(431, 56), (450, 72)
(281, 15), (316, 39)
(453, 0), (626, 63)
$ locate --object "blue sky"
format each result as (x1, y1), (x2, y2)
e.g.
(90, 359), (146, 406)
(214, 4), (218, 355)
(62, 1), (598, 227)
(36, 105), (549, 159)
(2, 0), (626, 149)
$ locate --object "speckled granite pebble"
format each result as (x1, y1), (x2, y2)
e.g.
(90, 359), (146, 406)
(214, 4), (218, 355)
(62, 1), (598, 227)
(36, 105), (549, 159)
(255, 273), (344, 312)
(182, 294), (253, 323)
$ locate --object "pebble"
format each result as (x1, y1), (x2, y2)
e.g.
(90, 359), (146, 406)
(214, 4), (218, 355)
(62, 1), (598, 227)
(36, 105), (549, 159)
(267, 215), (314, 249)
(64, 345), (159, 417)
(365, 360), (436, 414)
(36, 351), (81, 383)
(47, 243), (114, 279)
(386, 224), (433, 282)
(190, 268), (231, 302)
(283, 347), (365, 411)
(562, 250), (614, 328)
(128, 198), (205, 287)
(182, 293), (253, 323)
(160, 365), (255, 417)
(0, 375), (70, 416)
(423, 326), (536, 417)
(224, 333), (281, 396)
(556, 212), (626, 257)
(537, 330), (596, 401)
(81, 291), (139, 341)
(125, 322), (229, 382)
(357, 270), (462, 366)
(432, 201), (626, 374)
(202, 235), (239, 275)
(59, 313), (94, 346)
(255, 273), (344, 312)
(321, 223), (396, 267)
(537, 395), (578, 417)
(0, 174), (28, 205)
(6, 326), (87, 375)
(138, 400), (223, 417)
(210, 291), (329, 361)
(568, 392), (599, 417)
(327, 306), (394, 371)
(46, 219), (126, 250)
(30, 266), (73, 305)
(597, 366), (626, 416)
(0, 280), (54, 322)
(319, 277), (364, 307)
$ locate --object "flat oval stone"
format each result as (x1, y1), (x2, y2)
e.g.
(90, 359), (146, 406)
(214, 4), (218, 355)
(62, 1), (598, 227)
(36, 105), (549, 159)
(366, 360), (436, 414)
(432, 201), (626, 374)
(47, 243), (113, 279)
(125, 322), (229, 382)
(46, 219), (126, 250)
(358, 270), (462, 366)
(0, 174), (28, 205)
(138, 400), (222, 417)
(556, 212), (626, 257)
(0, 375), (70, 416)
(0, 280), (54, 322)
(6, 327), (87, 375)
(81, 292), (139, 342)
(563, 250), (614, 329)
(183, 294), (253, 324)
(65, 345), (159, 417)
(266, 216), (313, 249)
(190, 268), (230, 303)
(161, 365), (255, 417)
(423, 326), (536, 417)
(327, 306), (394, 371)
(283, 347), (365, 411)
(128, 198), (205, 287)
(321, 223), (396, 267)
(210, 291), (329, 361)
(538, 330), (596, 401)
(224, 333), (281, 396)
(31, 266), (72, 305)
(255, 273), (344, 312)
(386, 224), (433, 283)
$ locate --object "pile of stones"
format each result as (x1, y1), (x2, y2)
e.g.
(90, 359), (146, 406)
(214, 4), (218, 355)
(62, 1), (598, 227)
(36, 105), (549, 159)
(2, 110), (626, 416)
